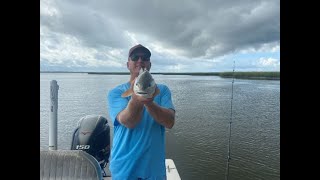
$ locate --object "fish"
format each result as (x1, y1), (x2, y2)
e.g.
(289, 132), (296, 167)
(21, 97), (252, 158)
(121, 68), (160, 98)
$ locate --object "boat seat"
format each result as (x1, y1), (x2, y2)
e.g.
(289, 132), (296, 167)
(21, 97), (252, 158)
(40, 150), (103, 180)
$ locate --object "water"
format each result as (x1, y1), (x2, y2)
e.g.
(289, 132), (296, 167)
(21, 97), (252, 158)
(40, 73), (280, 180)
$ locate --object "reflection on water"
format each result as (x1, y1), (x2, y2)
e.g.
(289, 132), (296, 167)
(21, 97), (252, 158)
(40, 73), (280, 180)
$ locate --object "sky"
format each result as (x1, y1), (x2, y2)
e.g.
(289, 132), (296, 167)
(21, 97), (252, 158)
(40, 0), (280, 73)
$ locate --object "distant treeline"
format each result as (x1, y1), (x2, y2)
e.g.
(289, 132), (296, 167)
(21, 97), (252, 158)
(219, 71), (280, 80)
(85, 72), (221, 76)
(151, 72), (220, 76)
(41, 71), (280, 80)
(87, 71), (280, 80)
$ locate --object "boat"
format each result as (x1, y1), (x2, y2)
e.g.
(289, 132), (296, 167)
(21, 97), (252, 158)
(40, 149), (180, 180)
(40, 80), (181, 180)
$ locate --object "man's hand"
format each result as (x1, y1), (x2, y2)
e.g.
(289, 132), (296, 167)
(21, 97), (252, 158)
(132, 92), (154, 105)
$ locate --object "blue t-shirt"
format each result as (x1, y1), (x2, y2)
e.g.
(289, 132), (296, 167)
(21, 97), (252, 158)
(107, 82), (175, 180)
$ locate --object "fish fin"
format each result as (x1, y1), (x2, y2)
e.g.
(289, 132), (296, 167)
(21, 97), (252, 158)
(139, 68), (144, 74)
(121, 79), (135, 97)
(121, 89), (133, 97)
(153, 86), (160, 97)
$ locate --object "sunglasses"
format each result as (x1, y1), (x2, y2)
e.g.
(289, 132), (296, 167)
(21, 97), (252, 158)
(130, 54), (150, 61)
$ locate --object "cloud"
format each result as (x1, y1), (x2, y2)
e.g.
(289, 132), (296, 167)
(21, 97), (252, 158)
(40, 0), (280, 72)
(257, 57), (280, 67)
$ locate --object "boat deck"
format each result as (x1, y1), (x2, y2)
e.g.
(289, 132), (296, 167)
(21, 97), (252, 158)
(103, 159), (181, 180)
(40, 150), (181, 180)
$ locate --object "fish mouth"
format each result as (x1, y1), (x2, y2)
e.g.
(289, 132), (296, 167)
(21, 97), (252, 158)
(137, 92), (147, 94)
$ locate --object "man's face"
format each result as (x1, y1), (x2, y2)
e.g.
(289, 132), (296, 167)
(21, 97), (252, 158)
(127, 52), (151, 76)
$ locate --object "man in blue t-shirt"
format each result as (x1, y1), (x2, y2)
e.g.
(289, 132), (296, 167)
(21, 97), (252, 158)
(107, 44), (175, 180)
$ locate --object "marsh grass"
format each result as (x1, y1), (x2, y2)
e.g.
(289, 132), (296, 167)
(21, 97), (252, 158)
(219, 71), (280, 80)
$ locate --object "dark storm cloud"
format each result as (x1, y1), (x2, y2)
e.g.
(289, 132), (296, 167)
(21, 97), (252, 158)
(41, 0), (130, 49)
(40, 0), (279, 72)
(41, 0), (279, 58)
(89, 0), (279, 57)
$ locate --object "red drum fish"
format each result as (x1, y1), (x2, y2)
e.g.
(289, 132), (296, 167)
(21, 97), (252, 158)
(122, 68), (160, 98)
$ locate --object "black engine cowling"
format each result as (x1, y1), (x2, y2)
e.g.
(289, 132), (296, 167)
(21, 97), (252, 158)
(71, 115), (110, 176)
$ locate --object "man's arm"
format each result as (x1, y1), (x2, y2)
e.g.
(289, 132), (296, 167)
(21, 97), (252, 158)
(116, 94), (144, 129)
(116, 82), (175, 129)
(145, 102), (175, 129)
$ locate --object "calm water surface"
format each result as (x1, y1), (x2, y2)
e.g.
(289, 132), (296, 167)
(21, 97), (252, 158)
(40, 73), (280, 180)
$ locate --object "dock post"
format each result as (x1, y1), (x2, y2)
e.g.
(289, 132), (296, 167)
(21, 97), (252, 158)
(49, 80), (59, 150)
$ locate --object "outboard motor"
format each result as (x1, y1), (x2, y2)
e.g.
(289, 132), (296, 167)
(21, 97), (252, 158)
(71, 115), (110, 177)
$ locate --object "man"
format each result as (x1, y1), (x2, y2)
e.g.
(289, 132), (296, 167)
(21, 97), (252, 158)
(107, 44), (176, 180)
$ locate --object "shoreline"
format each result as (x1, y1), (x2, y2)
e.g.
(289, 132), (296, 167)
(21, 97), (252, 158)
(40, 71), (280, 80)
